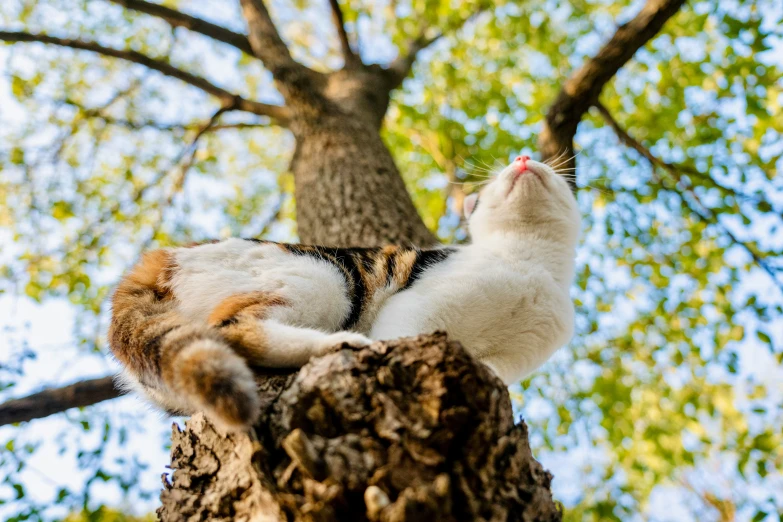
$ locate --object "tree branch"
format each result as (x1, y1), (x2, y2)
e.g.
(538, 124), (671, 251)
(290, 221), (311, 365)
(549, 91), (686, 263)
(595, 101), (783, 294)
(158, 334), (561, 521)
(538, 0), (686, 187)
(81, 116), (271, 133)
(386, 32), (442, 89)
(63, 97), (273, 132)
(0, 377), (121, 426)
(386, 10), (487, 89)
(238, 0), (307, 80)
(161, 106), (232, 209)
(593, 101), (775, 211)
(0, 30), (291, 124)
(105, 0), (254, 56)
(327, 0), (360, 67)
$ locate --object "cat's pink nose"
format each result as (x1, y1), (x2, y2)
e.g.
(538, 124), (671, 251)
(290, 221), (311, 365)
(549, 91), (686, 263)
(514, 155), (530, 171)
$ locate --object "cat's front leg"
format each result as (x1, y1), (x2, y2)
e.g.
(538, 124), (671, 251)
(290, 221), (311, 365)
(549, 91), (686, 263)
(207, 291), (370, 367)
(239, 319), (371, 367)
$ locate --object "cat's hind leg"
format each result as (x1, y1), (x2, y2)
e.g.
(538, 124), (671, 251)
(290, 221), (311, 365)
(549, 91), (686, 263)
(208, 291), (371, 368)
(110, 250), (261, 431)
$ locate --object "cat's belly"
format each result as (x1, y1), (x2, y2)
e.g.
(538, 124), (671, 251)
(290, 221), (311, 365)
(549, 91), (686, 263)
(168, 238), (352, 331)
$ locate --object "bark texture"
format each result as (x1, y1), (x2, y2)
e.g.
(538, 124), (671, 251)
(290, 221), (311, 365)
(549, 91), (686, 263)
(282, 64), (437, 247)
(290, 97), (436, 247)
(158, 333), (561, 522)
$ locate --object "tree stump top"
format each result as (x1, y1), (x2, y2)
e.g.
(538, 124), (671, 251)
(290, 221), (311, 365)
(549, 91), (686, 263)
(159, 333), (561, 522)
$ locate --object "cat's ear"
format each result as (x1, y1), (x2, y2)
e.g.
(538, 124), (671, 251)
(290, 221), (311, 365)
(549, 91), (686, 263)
(463, 193), (479, 220)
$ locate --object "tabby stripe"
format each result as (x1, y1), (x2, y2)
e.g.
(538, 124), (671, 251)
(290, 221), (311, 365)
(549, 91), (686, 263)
(338, 251), (366, 330)
(402, 248), (456, 290)
(239, 241), (455, 327)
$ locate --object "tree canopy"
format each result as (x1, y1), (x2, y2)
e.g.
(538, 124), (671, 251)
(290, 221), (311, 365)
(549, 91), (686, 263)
(0, 0), (781, 520)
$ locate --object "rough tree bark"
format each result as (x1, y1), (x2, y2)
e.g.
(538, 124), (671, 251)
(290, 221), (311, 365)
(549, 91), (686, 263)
(158, 334), (560, 522)
(288, 67), (437, 246)
(238, 0), (437, 247)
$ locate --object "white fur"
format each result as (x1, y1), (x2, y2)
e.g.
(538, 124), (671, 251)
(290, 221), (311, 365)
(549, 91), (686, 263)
(371, 159), (580, 384)
(169, 240), (369, 368)
(171, 240), (352, 331)
(164, 158), (579, 383)
(252, 319), (371, 367)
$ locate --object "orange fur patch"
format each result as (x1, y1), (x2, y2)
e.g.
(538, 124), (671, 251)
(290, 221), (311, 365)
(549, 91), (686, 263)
(125, 249), (177, 299)
(393, 249), (418, 287)
(208, 292), (287, 327)
(208, 292), (287, 366)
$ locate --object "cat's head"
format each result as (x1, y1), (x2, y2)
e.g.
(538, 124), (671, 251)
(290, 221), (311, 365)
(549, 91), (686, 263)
(464, 155), (580, 245)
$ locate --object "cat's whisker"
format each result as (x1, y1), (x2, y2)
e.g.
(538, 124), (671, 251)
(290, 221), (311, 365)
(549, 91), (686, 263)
(466, 165), (497, 175)
(548, 150), (583, 170)
(462, 171), (497, 180)
(467, 161), (495, 172)
(457, 156), (502, 177)
(460, 169), (496, 180)
(546, 151), (570, 169)
(470, 169), (501, 178)
(549, 157), (574, 170)
(478, 160), (501, 173)
(545, 148), (569, 168)
(446, 179), (494, 186)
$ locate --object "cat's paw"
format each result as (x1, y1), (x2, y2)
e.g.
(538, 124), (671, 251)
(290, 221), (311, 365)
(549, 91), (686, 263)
(326, 331), (372, 352)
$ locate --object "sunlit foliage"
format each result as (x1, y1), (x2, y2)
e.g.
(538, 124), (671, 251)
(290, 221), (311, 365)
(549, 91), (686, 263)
(0, 0), (781, 520)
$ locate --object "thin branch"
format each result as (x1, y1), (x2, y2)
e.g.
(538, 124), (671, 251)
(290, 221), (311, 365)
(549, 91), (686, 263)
(0, 376), (121, 426)
(593, 103), (775, 211)
(595, 101), (783, 294)
(386, 33), (441, 88)
(0, 30), (291, 124)
(73, 113), (272, 133)
(538, 0), (687, 187)
(133, 120), (269, 132)
(64, 95), (273, 132)
(327, 0), (360, 67)
(162, 105), (231, 208)
(105, 0), (254, 55)
(238, 0), (306, 78)
(386, 10), (487, 89)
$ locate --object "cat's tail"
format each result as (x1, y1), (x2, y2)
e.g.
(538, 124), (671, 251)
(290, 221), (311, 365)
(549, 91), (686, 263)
(108, 249), (260, 429)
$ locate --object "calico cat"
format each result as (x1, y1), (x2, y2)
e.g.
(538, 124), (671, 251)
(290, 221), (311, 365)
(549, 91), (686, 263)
(109, 155), (580, 429)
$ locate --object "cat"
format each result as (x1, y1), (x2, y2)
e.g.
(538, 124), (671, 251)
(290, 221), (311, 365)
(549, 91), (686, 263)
(109, 155), (580, 429)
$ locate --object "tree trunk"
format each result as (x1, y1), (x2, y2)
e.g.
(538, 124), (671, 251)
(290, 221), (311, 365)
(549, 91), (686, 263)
(291, 114), (436, 247)
(286, 66), (437, 247)
(158, 334), (561, 522)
